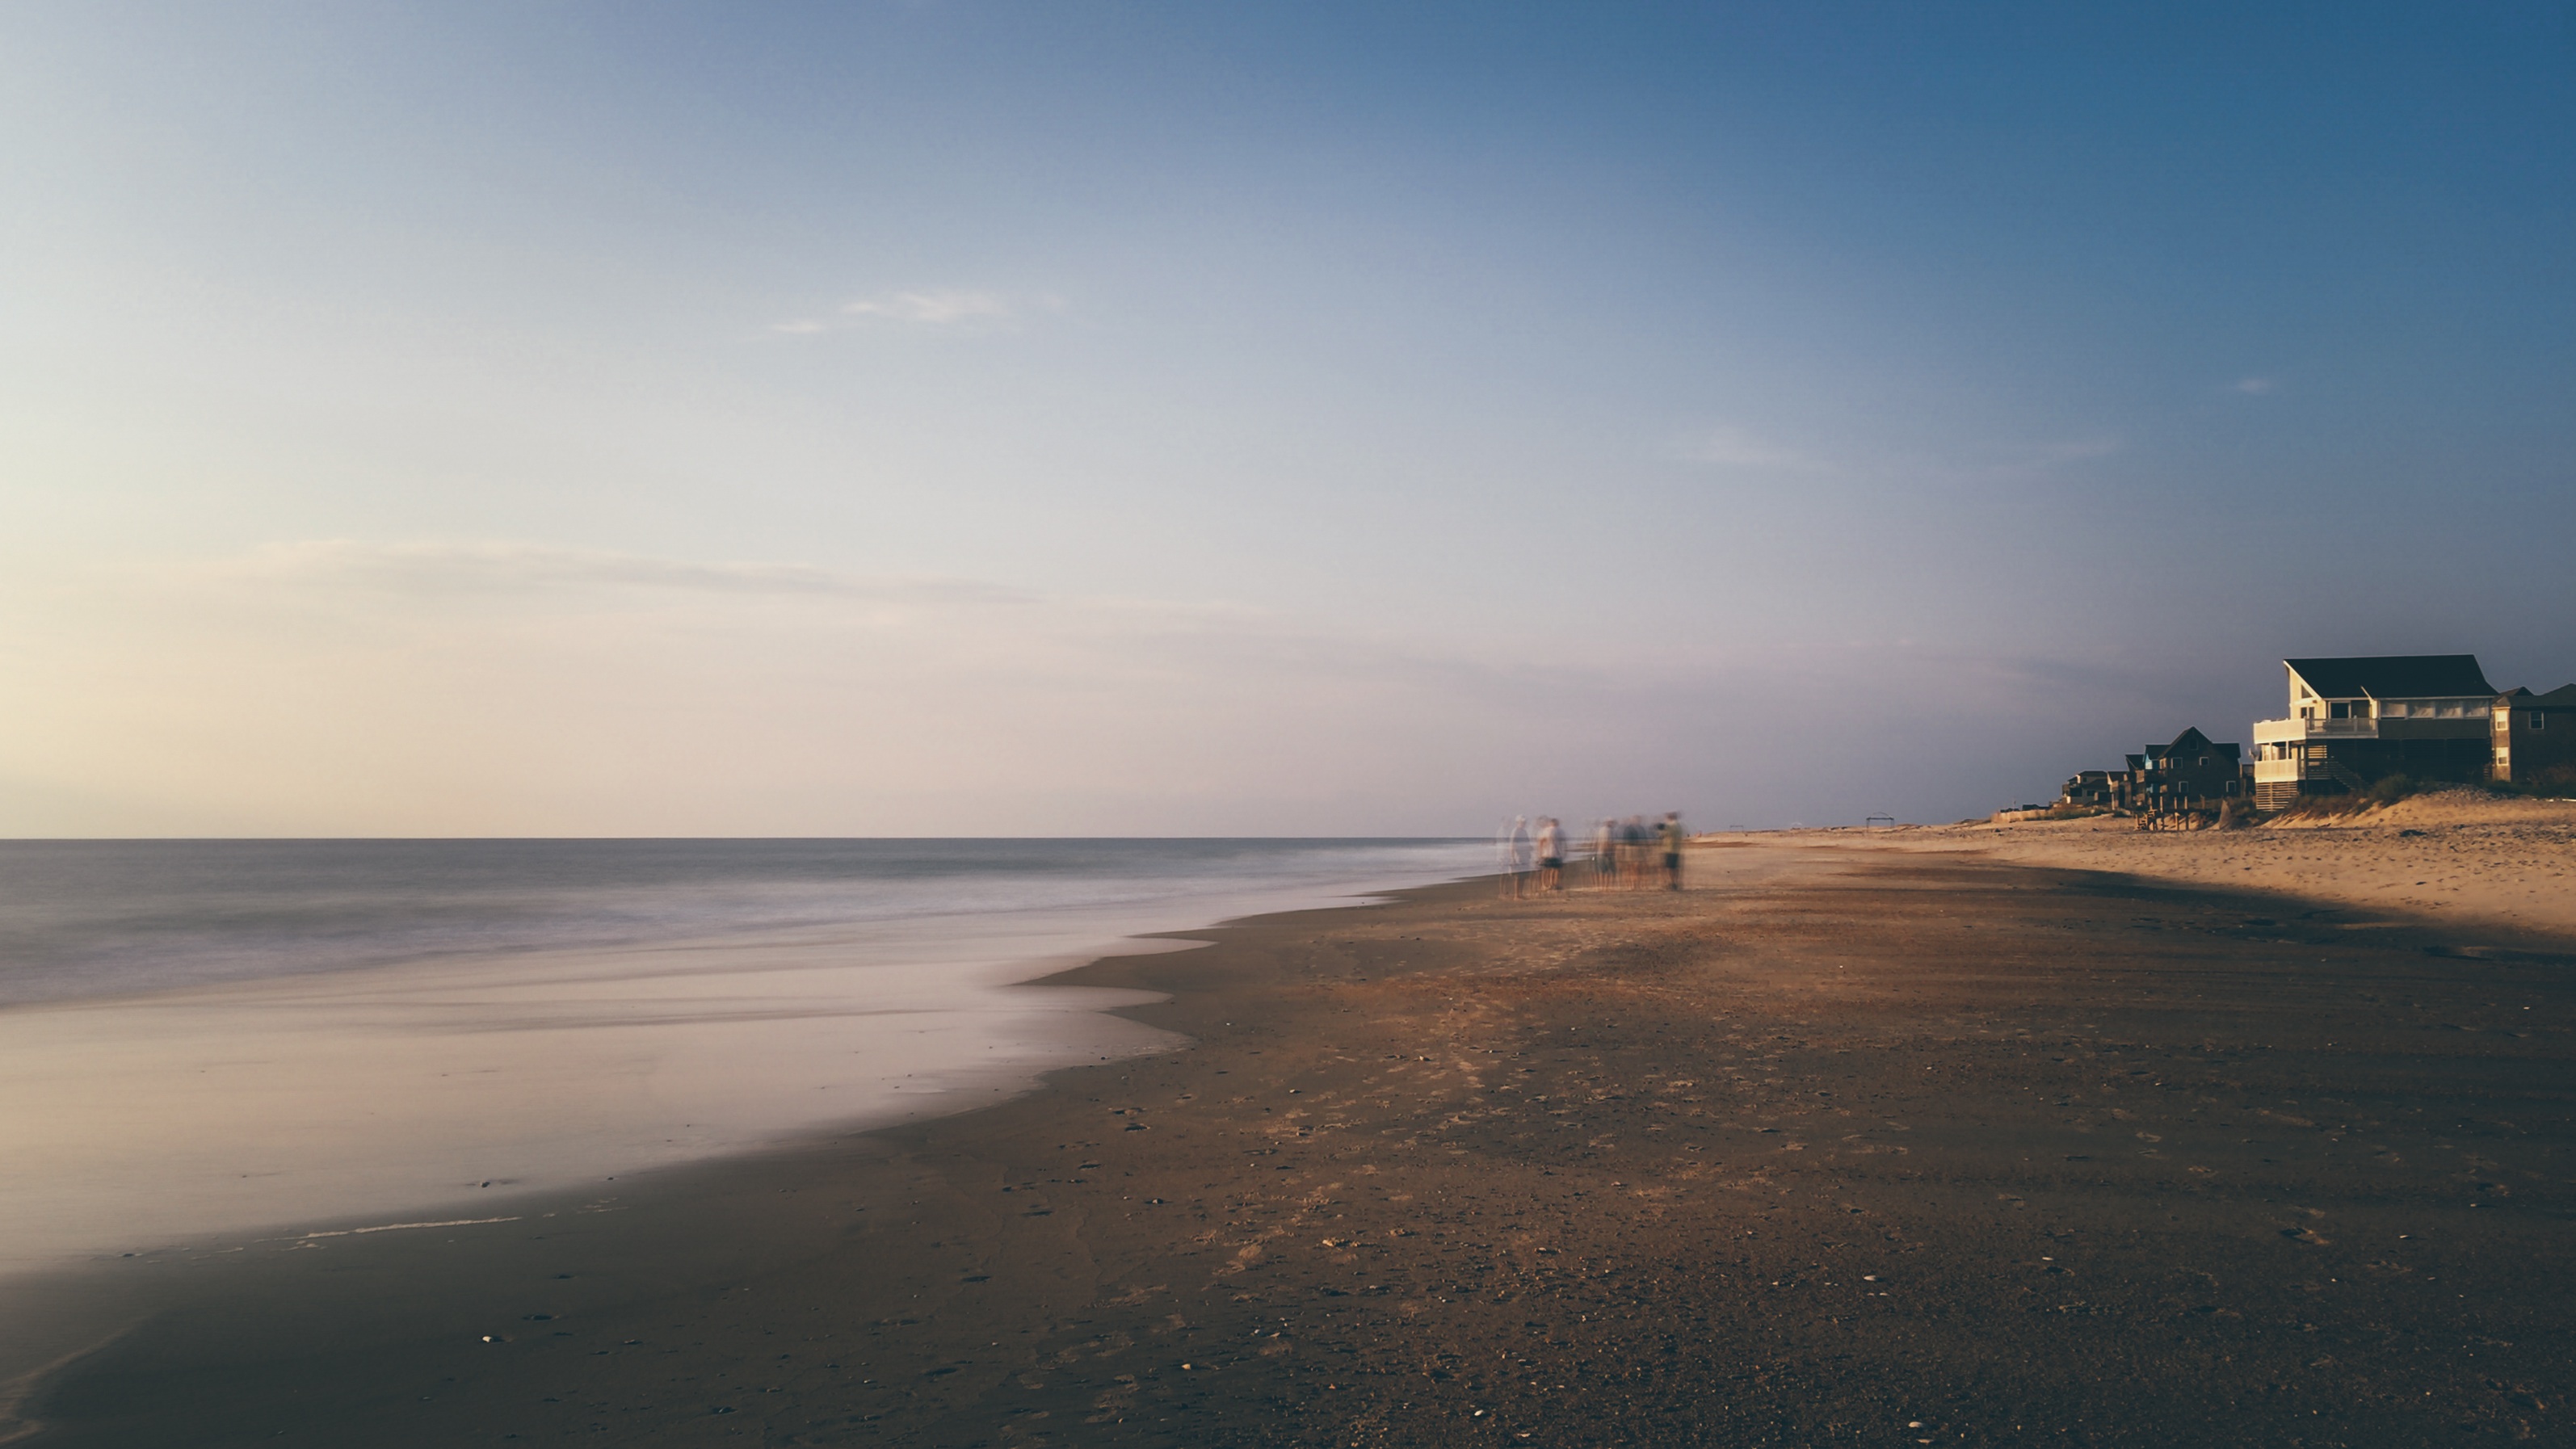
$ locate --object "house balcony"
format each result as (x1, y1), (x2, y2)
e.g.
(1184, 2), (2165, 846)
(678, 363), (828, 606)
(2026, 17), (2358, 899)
(2252, 715), (2378, 746)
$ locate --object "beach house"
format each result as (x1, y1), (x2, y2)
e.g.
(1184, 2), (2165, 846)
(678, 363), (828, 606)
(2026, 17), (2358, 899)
(2059, 769), (2119, 808)
(2491, 683), (2576, 788)
(2250, 655), (2498, 809)
(2058, 729), (2243, 813)
(2123, 727), (2245, 811)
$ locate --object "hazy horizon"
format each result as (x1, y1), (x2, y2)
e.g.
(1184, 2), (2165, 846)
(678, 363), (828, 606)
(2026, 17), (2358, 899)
(6, 3), (2570, 836)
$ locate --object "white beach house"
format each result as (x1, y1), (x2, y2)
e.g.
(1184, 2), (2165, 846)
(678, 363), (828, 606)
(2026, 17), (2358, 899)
(2250, 655), (2498, 810)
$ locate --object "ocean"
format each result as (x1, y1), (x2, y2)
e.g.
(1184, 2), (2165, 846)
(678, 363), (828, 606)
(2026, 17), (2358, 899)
(0, 838), (1486, 1007)
(0, 838), (1483, 1272)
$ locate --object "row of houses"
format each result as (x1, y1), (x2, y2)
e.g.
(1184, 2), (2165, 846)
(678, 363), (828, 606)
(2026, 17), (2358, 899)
(2060, 727), (2244, 812)
(2061, 655), (2576, 814)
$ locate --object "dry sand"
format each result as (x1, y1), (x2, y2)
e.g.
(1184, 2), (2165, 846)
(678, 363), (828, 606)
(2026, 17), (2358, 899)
(1806, 790), (2576, 940)
(13, 839), (2572, 1447)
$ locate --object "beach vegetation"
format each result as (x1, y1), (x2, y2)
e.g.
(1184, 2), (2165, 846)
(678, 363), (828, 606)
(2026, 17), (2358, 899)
(2486, 763), (2576, 800)
(2264, 786), (2403, 821)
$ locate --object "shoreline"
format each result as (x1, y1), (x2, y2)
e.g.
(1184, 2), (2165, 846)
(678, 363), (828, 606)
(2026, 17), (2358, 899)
(0, 878), (1500, 1446)
(0, 859), (1484, 1441)
(0, 845), (1483, 1283)
(19, 842), (2576, 1445)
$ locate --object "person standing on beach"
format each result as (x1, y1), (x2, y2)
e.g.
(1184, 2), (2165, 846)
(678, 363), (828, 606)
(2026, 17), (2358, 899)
(1500, 816), (1533, 898)
(1535, 816), (1563, 892)
(1593, 818), (1617, 888)
(1660, 811), (1686, 891)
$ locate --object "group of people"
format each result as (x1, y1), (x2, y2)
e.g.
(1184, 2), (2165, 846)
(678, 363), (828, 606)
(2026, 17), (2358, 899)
(1496, 813), (1687, 896)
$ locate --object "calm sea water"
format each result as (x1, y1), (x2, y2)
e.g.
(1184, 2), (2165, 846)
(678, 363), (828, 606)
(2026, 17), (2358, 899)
(0, 838), (1488, 1276)
(0, 838), (1486, 1008)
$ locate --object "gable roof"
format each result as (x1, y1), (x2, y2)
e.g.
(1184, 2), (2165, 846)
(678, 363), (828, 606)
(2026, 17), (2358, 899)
(2135, 728), (2240, 766)
(2531, 683), (2576, 708)
(2285, 655), (2494, 699)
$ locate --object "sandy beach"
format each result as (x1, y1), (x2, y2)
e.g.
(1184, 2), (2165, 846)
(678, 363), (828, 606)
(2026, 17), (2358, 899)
(1815, 791), (2576, 940)
(14, 834), (2573, 1447)
(19, 7), (2568, 1446)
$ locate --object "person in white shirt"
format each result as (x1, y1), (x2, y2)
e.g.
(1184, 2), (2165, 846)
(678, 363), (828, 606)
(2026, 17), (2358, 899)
(1499, 816), (1533, 897)
(1534, 817), (1563, 892)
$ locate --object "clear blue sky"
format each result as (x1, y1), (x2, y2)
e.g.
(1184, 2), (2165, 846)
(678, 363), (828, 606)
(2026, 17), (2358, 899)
(3, 2), (2569, 833)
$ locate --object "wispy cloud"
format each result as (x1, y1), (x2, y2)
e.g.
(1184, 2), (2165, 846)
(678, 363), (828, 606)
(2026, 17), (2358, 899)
(1675, 426), (1830, 473)
(1675, 426), (2117, 485)
(770, 288), (1054, 335)
(843, 289), (1015, 324)
(26, 537), (2235, 834)
(191, 542), (1637, 697)
(2234, 376), (2279, 396)
(1977, 436), (2120, 476)
(208, 539), (1032, 606)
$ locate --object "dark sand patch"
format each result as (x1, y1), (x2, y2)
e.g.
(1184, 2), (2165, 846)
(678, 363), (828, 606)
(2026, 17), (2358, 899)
(17, 846), (2574, 1446)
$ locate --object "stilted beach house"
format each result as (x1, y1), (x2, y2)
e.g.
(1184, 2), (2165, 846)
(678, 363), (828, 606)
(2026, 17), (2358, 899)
(2250, 655), (2498, 809)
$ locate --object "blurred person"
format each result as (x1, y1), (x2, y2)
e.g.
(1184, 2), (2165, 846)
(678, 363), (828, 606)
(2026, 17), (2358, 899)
(1620, 815), (1649, 890)
(1499, 816), (1533, 898)
(1593, 818), (1617, 888)
(1661, 812), (1687, 891)
(1535, 817), (1564, 892)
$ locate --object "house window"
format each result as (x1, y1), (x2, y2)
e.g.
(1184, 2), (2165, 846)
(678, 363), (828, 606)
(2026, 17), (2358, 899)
(2536, 715), (2549, 732)
(2330, 702), (2350, 719)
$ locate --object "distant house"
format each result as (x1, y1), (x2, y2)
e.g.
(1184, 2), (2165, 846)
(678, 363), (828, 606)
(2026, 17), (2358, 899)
(2124, 727), (2244, 811)
(2061, 729), (2243, 813)
(2492, 683), (2576, 788)
(2060, 769), (2118, 807)
(2250, 655), (2498, 809)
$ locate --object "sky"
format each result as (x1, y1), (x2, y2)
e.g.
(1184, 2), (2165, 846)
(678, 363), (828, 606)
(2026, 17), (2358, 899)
(2, 2), (2570, 836)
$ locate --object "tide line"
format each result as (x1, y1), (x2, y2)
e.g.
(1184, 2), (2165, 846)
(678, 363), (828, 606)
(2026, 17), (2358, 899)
(297, 1216), (522, 1240)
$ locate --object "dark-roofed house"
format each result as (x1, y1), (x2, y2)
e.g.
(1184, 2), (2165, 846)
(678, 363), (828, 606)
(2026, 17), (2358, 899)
(2127, 727), (2244, 812)
(2492, 684), (2576, 789)
(2060, 729), (2243, 813)
(2060, 769), (2118, 808)
(2250, 655), (2498, 809)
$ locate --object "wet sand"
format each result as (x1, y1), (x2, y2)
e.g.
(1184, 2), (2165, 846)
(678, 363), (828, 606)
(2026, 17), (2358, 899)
(0, 926), (1178, 1279)
(15, 843), (2574, 1447)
